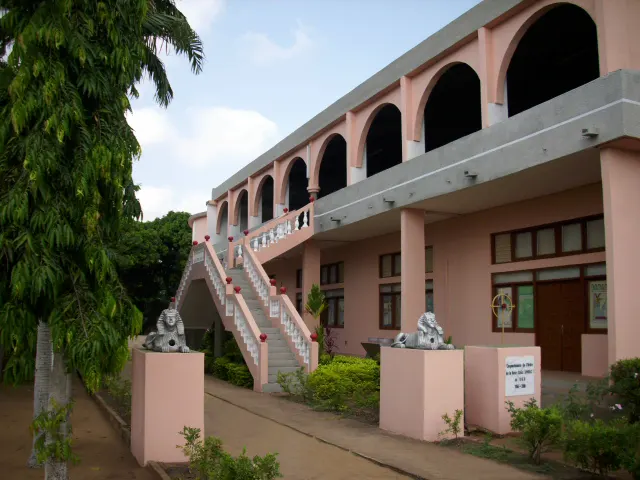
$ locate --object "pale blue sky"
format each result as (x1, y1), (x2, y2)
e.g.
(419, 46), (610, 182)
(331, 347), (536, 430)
(129, 0), (482, 219)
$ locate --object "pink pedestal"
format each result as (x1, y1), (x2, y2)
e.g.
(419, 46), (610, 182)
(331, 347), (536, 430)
(380, 347), (464, 442)
(464, 346), (541, 435)
(131, 348), (205, 466)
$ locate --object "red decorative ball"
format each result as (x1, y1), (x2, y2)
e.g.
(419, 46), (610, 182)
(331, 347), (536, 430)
(260, 333), (267, 343)
(269, 279), (277, 286)
(243, 229), (249, 236)
(225, 277), (232, 284)
(280, 286), (287, 294)
(234, 286), (241, 294)
(310, 333), (318, 342)
(228, 236), (234, 242)
(309, 197), (315, 203)
(193, 240), (198, 245)
(171, 297), (176, 302)
(204, 235), (210, 241)
(283, 207), (289, 214)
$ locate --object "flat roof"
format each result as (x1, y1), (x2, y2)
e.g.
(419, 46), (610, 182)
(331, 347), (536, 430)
(211, 0), (525, 200)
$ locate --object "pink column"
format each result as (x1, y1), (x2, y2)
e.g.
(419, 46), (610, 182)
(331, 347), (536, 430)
(302, 240), (321, 329)
(400, 208), (425, 331)
(596, 0), (640, 74)
(601, 147), (640, 364)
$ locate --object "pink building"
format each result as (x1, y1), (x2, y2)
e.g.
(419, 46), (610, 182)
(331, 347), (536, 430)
(179, 0), (640, 391)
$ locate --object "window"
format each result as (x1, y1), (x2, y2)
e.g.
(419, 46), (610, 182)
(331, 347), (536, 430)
(425, 246), (434, 273)
(491, 215), (604, 264)
(296, 269), (302, 289)
(379, 283), (401, 329)
(380, 253), (401, 278)
(492, 271), (535, 332)
(425, 280), (434, 313)
(296, 293), (303, 315)
(320, 289), (344, 328)
(320, 262), (344, 285)
(588, 280), (607, 329)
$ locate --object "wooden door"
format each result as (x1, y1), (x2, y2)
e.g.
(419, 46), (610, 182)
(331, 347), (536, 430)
(536, 280), (585, 372)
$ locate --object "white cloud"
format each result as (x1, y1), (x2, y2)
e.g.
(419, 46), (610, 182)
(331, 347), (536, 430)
(137, 186), (206, 221)
(241, 21), (314, 66)
(175, 0), (225, 32)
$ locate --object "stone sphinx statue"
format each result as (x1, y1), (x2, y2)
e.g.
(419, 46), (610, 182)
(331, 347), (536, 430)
(143, 304), (190, 353)
(391, 312), (454, 350)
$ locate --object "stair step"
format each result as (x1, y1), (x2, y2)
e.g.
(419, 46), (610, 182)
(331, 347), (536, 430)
(268, 366), (300, 375)
(268, 346), (292, 353)
(260, 328), (281, 335)
(269, 352), (297, 361)
(269, 359), (299, 368)
(262, 383), (283, 393)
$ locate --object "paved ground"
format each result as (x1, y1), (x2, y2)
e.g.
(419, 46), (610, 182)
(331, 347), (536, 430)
(0, 380), (155, 480)
(202, 377), (541, 480)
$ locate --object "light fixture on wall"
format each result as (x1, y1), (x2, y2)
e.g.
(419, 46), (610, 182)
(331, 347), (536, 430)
(581, 127), (599, 138)
(383, 197), (395, 206)
(330, 216), (346, 224)
(464, 170), (478, 179)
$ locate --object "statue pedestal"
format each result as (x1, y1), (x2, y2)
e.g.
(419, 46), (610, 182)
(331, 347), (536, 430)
(131, 347), (204, 466)
(379, 347), (463, 442)
(464, 346), (541, 435)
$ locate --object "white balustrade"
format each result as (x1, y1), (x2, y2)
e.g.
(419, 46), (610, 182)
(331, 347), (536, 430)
(175, 255), (193, 305)
(270, 298), (280, 318)
(204, 254), (225, 306)
(234, 302), (259, 365)
(242, 246), (269, 305)
(302, 210), (308, 228)
(246, 205), (312, 257)
(281, 306), (311, 367)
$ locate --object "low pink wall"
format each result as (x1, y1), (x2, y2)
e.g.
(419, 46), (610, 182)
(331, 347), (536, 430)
(192, 216), (208, 244)
(268, 184), (604, 357)
(131, 348), (204, 466)
(582, 334), (608, 378)
(380, 347), (464, 442)
(465, 346), (541, 435)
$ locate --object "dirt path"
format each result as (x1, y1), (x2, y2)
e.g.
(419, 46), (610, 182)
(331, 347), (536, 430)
(0, 380), (155, 480)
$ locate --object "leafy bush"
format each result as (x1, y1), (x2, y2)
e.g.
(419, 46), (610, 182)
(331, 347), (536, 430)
(506, 399), (563, 464)
(277, 367), (312, 402)
(319, 353), (333, 365)
(212, 357), (231, 381)
(440, 409), (463, 443)
(179, 426), (282, 479)
(226, 364), (253, 388)
(306, 356), (379, 412)
(563, 418), (628, 476)
(610, 358), (640, 423)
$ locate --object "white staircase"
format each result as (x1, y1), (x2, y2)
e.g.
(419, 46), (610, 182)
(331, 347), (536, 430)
(226, 267), (300, 392)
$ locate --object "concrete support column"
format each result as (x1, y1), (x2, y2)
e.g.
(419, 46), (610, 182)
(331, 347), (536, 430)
(596, 0), (640, 75)
(213, 311), (223, 358)
(206, 201), (220, 244)
(601, 147), (640, 365)
(301, 240), (321, 329)
(308, 187), (319, 201)
(400, 208), (425, 332)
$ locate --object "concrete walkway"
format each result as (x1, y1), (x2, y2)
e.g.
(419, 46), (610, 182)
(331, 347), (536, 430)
(203, 377), (542, 480)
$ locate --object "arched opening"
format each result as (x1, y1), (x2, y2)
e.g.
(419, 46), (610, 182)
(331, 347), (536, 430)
(260, 176), (274, 223)
(366, 104), (402, 178)
(506, 4), (599, 117)
(217, 201), (228, 239)
(236, 190), (249, 232)
(287, 158), (308, 211)
(318, 135), (347, 199)
(424, 64), (481, 152)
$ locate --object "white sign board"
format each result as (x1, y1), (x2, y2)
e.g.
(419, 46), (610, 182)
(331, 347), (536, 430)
(505, 355), (535, 397)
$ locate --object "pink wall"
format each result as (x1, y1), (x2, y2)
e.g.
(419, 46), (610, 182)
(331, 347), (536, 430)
(582, 334), (608, 377)
(191, 216), (207, 243)
(268, 184), (605, 357)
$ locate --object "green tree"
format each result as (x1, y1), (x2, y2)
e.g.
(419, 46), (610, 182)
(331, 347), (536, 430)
(305, 284), (327, 358)
(116, 211), (192, 330)
(0, 1), (203, 478)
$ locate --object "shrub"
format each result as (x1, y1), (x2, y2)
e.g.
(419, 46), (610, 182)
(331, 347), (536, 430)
(610, 359), (640, 423)
(319, 353), (333, 365)
(277, 368), (312, 402)
(563, 418), (630, 476)
(506, 399), (562, 464)
(212, 357), (231, 381)
(226, 364), (253, 389)
(179, 426), (282, 479)
(104, 375), (132, 416)
(307, 356), (379, 412)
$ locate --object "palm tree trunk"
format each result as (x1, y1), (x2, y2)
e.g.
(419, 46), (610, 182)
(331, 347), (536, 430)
(27, 321), (52, 468)
(45, 351), (70, 480)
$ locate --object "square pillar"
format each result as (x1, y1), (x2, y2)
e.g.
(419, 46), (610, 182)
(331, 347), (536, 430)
(401, 209), (425, 332)
(302, 240), (321, 329)
(601, 147), (640, 364)
(131, 348), (205, 466)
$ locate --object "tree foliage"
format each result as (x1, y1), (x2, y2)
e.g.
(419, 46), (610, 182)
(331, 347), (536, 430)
(0, 0), (203, 392)
(115, 211), (192, 331)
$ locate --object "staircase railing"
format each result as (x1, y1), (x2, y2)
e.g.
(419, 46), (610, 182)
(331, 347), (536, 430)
(242, 244), (318, 373)
(177, 242), (268, 390)
(244, 203), (315, 264)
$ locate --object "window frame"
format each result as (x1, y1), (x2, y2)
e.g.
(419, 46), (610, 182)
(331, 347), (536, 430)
(491, 214), (605, 265)
(425, 246), (434, 273)
(491, 282), (535, 333)
(296, 269), (302, 289)
(320, 262), (344, 286)
(320, 289), (345, 328)
(379, 252), (401, 278)
(379, 283), (401, 330)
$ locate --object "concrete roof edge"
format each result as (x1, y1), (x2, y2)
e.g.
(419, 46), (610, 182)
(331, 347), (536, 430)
(210, 0), (525, 200)
(187, 211), (207, 228)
